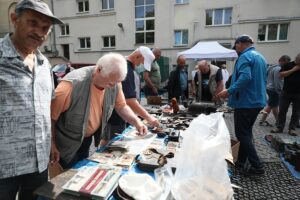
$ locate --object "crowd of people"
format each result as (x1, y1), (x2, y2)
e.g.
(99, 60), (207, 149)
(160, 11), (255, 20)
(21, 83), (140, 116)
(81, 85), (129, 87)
(1, 0), (300, 199)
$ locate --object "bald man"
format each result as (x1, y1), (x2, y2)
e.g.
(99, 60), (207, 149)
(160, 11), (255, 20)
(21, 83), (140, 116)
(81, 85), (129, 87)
(193, 60), (224, 102)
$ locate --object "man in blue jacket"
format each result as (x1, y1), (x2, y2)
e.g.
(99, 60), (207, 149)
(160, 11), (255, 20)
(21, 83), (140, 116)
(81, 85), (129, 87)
(217, 35), (267, 176)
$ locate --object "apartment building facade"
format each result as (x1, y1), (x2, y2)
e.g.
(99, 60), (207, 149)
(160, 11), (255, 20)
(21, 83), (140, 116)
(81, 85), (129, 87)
(1, 0), (299, 75)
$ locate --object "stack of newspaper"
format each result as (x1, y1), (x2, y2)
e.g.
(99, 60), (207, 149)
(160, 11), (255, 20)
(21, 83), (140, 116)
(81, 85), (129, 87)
(62, 165), (121, 200)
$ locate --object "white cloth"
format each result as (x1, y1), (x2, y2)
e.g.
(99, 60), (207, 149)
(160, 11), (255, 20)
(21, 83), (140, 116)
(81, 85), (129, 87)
(222, 69), (229, 84)
(119, 173), (163, 200)
(191, 69), (198, 80)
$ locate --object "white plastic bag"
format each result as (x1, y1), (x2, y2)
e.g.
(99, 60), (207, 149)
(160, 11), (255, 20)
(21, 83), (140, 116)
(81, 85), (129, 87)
(171, 112), (233, 200)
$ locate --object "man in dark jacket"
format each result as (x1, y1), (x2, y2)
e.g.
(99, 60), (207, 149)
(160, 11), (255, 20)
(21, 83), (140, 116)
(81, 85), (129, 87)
(271, 53), (300, 136)
(167, 55), (189, 101)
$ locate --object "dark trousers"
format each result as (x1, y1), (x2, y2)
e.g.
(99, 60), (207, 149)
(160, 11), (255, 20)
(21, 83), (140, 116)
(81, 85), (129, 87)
(277, 91), (300, 130)
(60, 136), (93, 169)
(234, 108), (263, 169)
(0, 169), (48, 200)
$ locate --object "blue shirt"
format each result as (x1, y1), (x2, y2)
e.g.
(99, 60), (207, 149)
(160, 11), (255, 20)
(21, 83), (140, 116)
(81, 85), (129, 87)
(180, 69), (188, 92)
(228, 46), (267, 108)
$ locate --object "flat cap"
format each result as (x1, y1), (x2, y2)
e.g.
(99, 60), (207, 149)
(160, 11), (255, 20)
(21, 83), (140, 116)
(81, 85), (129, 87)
(15, 0), (64, 25)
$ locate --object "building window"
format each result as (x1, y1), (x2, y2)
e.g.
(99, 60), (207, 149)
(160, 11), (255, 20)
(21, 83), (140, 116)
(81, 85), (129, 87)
(135, 0), (155, 44)
(60, 24), (69, 36)
(174, 30), (188, 46)
(206, 8), (232, 26)
(175, 0), (189, 4)
(79, 37), (91, 49)
(78, 0), (89, 13)
(258, 23), (288, 41)
(103, 36), (115, 48)
(102, 0), (114, 10)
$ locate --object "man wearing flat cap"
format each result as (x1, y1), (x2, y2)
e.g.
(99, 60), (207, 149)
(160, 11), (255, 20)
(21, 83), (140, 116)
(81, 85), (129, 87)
(217, 34), (267, 176)
(0, 0), (63, 199)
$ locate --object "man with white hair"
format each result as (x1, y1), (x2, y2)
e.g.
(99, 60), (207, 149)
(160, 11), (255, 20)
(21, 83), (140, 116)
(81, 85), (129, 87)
(50, 53), (147, 169)
(105, 47), (160, 143)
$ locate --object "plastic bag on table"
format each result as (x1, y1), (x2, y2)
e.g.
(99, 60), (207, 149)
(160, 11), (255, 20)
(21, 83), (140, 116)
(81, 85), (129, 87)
(171, 112), (233, 200)
(154, 166), (174, 200)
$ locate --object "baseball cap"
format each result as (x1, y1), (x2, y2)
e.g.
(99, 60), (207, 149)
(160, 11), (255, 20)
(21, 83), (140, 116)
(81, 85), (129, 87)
(15, 0), (64, 25)
(232, 35), (254, 49)
(138, 46), (155, 71)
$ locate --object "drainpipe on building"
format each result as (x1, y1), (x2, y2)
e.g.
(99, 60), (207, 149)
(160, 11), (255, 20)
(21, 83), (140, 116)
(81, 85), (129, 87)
(50, 0), (58, 56)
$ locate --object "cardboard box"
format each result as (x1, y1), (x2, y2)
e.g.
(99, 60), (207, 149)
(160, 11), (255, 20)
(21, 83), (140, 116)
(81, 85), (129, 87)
(147, 96), (162, 105)
(48, 162), (64, 179)
(231, 139), (240, 163)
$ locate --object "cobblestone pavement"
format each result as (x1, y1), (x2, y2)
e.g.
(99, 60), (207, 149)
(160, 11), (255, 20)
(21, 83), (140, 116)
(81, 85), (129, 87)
(223, 108), (300, 199)
(223, 109), (300, 163)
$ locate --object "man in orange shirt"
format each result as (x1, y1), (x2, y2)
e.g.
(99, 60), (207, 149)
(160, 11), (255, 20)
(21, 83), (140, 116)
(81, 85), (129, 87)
(50, 53), (147, 169)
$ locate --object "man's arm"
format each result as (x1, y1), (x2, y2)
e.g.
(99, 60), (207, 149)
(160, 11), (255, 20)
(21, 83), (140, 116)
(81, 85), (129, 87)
(279, 65), (300, 78)
(214, 80), (224, 97)
(115, 105), (147, 135)
(126, 98), (159, 127)
(50, 119), (60, 164)
(214, 69), (224, 97)
(143, 71), (158, 94)
(50, 81), (73, 164)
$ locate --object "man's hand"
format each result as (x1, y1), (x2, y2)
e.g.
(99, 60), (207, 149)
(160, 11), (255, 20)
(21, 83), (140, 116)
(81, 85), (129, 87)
(152, 87), (158, 95)
(99, 139), (109, 147)
(147, 115), (160, 127)
(135, 122), (148, 136)
(294, 65), (300, 71)
(192, 90), (196, 97)
(50, 142), (60, 164)
(216, 89), (229, 99)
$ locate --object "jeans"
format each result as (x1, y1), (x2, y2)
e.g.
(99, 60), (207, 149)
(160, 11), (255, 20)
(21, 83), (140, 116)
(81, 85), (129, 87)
(234, 108), (263, 169)
(277, 91), (300, 130)
(59, 136), (93, 169)
(0, 169), (48, 200)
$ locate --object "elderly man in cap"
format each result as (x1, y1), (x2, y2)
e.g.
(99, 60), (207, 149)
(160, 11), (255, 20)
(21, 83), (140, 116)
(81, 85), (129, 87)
(105, 47), (160, 144)
(0, 0), (63, 199)
(217, 35), (267, 176)
(51, 53), (148, 169)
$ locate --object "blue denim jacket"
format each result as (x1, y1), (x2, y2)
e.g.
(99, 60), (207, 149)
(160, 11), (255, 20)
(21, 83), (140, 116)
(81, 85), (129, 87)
(228, 46), (267, 108)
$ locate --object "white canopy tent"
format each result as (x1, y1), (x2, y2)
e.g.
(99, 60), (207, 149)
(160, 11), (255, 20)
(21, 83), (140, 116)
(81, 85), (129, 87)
(177, 41), (238, 60)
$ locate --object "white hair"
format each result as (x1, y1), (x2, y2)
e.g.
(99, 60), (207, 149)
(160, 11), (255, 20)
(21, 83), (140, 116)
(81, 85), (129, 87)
(96, 53), (127, 80)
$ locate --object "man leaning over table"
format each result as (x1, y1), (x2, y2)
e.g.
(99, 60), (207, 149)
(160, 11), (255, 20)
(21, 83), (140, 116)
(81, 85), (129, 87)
(50, 53), (147, 169)
(104, 47), (160, 144)
(0, 0), (64, 199)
